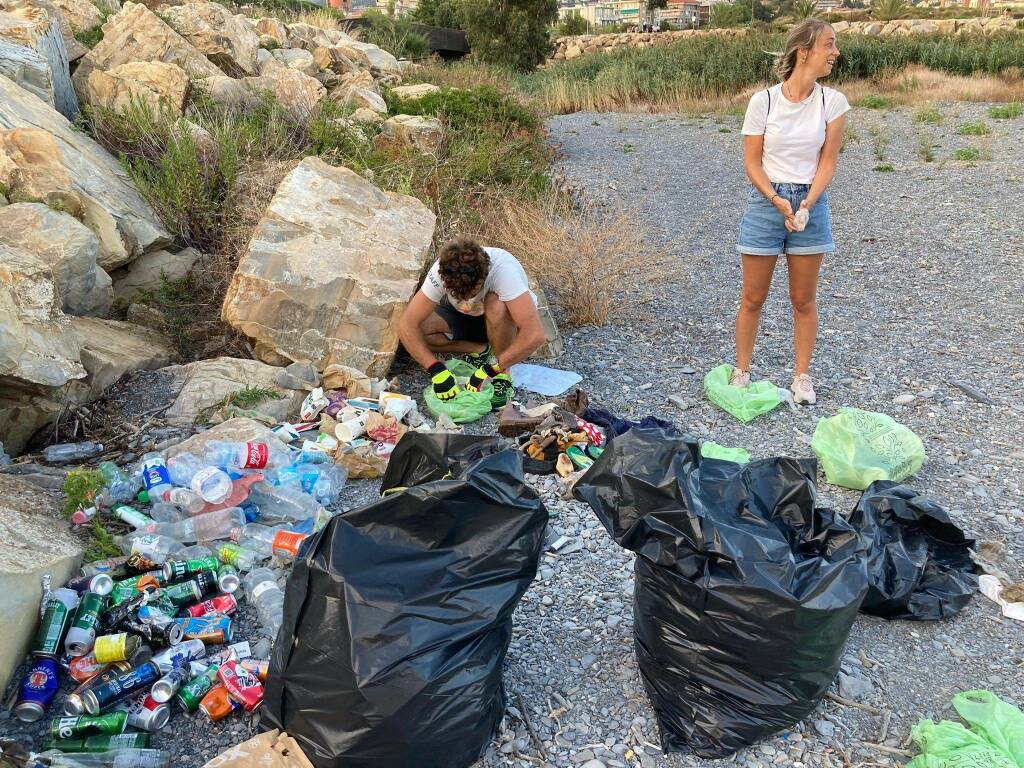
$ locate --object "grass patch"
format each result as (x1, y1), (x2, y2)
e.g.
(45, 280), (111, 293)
(860, 94), (895, 109)
(84, 520), (122, 561)
(214, 386), (283, 410)
(956, 121), (990, 135)
(917, 132), (935, 162)
(63, 468), (104, 518)
(953, 147), (981, 161)
(873, 164), (896, 172)
(74, 24), (104, 49)
(988, 101), (1023, 119)
(913, 104), (943, 124)
(718, 127), (732, 133)
(872, 129), (890, 163)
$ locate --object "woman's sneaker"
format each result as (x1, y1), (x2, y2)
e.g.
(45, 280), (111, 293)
(729, 368), (751, 387)
(791, 374), (816, 405)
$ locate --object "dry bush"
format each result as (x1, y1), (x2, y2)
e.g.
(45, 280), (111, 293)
(842, 65), (1024, 106)
(482, 194), (672, 326)
(409, 59), (518, 94)
(293, 9), (343, 30)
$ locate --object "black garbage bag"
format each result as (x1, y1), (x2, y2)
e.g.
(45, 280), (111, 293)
(573, 427), (869, 758)
(379, 432), (508, 493)
(263, 449), (548, 768)
(849, 480), (977, 621)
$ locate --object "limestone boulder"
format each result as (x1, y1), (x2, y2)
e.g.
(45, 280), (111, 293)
(72, 2), (221, 98)
(163, 1), (259, 77)
(350, 106), (383, 124)
(335, 68), (374, 90)
(244, 67), (325, 114)
(0, 379), (62, 456)
(0, 128), (80, 213)
(110, 246), (200, 302)
(0, 473), (82, 694)
(0, 242), (85, 387)
(8, 0), (89, 62)
(0, 203), (111, 316)
(830, 20), (849, 33)
(221, 156), (436, 376)
(202, 73), (251, 108)
(335, 40), (400, 75)
(285, 21), (332, 51)
(85, 61), (190, 114)
(0, 5), (76, 119)
(163, 357), (306, 424)
(0, 36), (56, 108)
(64, 316), (173, 401)
(50, 0), (101, 32)
(374, 113), (444, 155)
(312, 44), (358, 75)
(0, 76), (172, 269)
(334, 84), (386, 114)
(390, 82), (439, 101)
(254, 16), (288, 46)
(268, 47), (317, 76)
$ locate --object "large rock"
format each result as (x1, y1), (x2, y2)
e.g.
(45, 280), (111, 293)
(163, 357), (306, 424)
(0, 203), (111, 316)
(64, 316), (173, 400)
(245, 66), (324, 113)
(85, 61), (190, 114)
(0, 127), (80, 212)
(0, 36), (56, 108)
(335, 40), (400, 74)
(72, 1), (221, 98)
(0, 473), (82, 695)
(312, 44), (358, 75)
(221, 156), (436, 376)
(0, 242), (85, 387)
(374, 113), (444, 155)
(0, 5), (76, 119)
(254, 16), (287, 46)
(0, 74), (172, 269)
(0, 379), (61, 455)
(9, 0), (91, 61)
(110, 246), (200, 302)
(334, 84), (386, 113)
(163, 1), (259, 77)
(284, 21), (332, 51)
(390, 82), (439, 101)
(268, 47), (317, 76)
(50, 0), (101, 32)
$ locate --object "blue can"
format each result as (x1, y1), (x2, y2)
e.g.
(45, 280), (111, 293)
(13, 657), (61, 722)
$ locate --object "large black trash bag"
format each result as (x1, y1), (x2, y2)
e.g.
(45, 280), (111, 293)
(850, 480), (977, 621)
(262, 449), (548, 768)
(573, 427), (869, 758)
(379, 432), (508, 493)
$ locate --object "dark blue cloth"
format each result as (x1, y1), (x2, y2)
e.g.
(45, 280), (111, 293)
(581, 407), (680, 440)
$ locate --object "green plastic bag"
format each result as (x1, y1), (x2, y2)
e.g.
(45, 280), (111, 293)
(703, 364), (783, 423)
(909, 690), (1024, 768)
(811, 407), (925, 490)
(700, 441), (751, 464)
(422, 359), (494, 424)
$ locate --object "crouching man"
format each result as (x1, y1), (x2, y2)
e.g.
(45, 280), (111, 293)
(398, 236), (547, 411)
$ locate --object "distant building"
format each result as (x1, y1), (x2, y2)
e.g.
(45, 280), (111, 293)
(558, 2), (619, 28)
(376, 0), (418, 14)
(328, 0), (353, 10)
(815, 0), (842, 10)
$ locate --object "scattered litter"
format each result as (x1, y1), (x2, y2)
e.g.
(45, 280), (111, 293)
(263, 447), (547, 768)
(497, 402), (545, 437)
(201, 729), (314, 768)
(699, 441), (751, 464)
(508, 363), (583, 397)
(850, 481), (977, 621)
(908, 690), (1024, 768)
(574, 427), (868, 758)
(978, 575), (1024, 622)
(703, 364), (786, 423)
(812, 407), (925, 490)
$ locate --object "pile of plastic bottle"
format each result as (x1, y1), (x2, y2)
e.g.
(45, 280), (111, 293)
(10, 437), (347, 767)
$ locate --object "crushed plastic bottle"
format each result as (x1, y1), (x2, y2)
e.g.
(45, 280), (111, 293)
(191, 467), (233, 504)
(237, 523), (288, 558)
(267, 463), (347, 505)
(206, 441), (287, 472)
(166, 452), (203, 487)
(243, 567), (284, 637)
(43, 441), (105, 463)
(162, 487), (205, 515)
(246, 481), (324, 526)
(142, 507), (245, 545)
(149, 503), (189, 524)
(99, 461), (141, 503)
(44, 748), (171, 767)
(120, 533), (184, 563)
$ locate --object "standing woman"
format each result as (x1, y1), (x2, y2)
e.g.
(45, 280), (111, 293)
(732, 19), (848, 405)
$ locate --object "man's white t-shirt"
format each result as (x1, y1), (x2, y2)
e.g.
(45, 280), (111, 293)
(741, 83), (850, 184)
(421, 247), (535, 316)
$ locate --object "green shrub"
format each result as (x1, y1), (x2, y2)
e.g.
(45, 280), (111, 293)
(360, 9), (430, 59)
(461, 0), (559, 72)
(412, 0), (464, 28)
(711, 2), (752, 27)
(791, 0), (819, 20)
(913, 104), (942, 124)
(74, 24), (104, 48)
(988, 102), (1023, 119)
(873, 0), (908, 22)
(956, 121), (990, 135)
(954, 147), (981, 161)
(859, 94), (894, 109)
(558, 13), (590, 36)
(873, 163), (895, 171)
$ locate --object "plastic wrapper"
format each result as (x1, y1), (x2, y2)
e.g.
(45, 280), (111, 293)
(811, 407), (925, 490)
(422, 360), (493, 423)
(908, 690), (1024, 768)
(573, 427), (869, 758)
(703, 364), (784, 423)
(850, 481), (977, 621)
(700, 440), (751, 464)
(263, 449), (548, 768)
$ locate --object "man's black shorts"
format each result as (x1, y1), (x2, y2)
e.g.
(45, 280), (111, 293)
(434, 300), (487, 343)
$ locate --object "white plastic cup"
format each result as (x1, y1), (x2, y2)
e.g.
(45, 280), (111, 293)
(335, 412), (371, 443)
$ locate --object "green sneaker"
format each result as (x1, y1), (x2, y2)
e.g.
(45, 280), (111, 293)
(462, 345), (494, 370)
(489, 373), (513, 411)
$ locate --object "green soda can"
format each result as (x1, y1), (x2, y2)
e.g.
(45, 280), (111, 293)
(32, 588), (80, 658)
(216, 543), (258, 571)
(175, 665), (219, 713)
(163, 579), (202, 607)
(49, 711), (128, 740)
(41, 731), (151, 752)
(163, 557), (219, 583)
(217, 564), (240, 593)
(65, 591), (107, 657)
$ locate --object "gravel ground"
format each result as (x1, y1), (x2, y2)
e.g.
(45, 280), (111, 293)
(3, 103), (1023, 767)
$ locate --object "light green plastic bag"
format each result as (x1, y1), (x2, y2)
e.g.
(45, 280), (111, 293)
(422, 359), (494, 423)
(700, 441), (751, 464)
(908, 690), (1024, 768)
(811, 406), (925, 490)
(703, 364), (783, 423)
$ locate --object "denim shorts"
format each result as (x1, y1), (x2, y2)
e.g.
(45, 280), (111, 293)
(736, 183), (835, 256)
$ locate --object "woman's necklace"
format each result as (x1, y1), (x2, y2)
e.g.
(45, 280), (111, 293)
(783, 81), (813, 103)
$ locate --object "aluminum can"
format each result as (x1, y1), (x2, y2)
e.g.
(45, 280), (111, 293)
(198, 684), (239, 721)
(172, 616), (232, 645)
(63, 663), (130, 716)
(185, 593), (237, 618)
(94, 632), (141, 663)
(150, 665), (192, 703)
(162, 557), (219, 582)
(116, 693), (171, 732)
(217, 565), (240, 593)
(163, 580), (202, 607)
(13, 657), (60, 722)
(49, 711), (127, 739)
(82, 661), (160, 714)
(65, 592), (107, 656)
(64, 573), (114, 596)
(150, 639), (207, 674)
(32, 588), (80, 657)
(175, 664), (219, 712)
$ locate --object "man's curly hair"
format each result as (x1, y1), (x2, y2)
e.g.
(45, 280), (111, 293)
(438, 237), (490, 301)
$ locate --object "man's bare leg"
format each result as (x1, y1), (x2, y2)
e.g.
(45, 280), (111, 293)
(484, 292), (517, 356)
(419, 312), (488, 355)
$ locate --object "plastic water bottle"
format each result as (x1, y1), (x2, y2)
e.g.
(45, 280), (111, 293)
(237, 523), (288, 558)
(166, 453), (203, 487)
(246, 481), (324, 526)
(149, 502), (189, 524)
(162, 487), (205, 515)
(99, 462), (140, 503)
(299, 463), (347, 505)
(120, 533), (184, 563)
(205, 441), (283, 472)
(142, 507), (245, 544)
(43, 441), (104, 463)
(139, 453), (173, 502)
(190, 467), (233, 504)
(243, 568), (284, 636)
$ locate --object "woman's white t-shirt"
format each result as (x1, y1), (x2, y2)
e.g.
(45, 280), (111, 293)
(741, 83), (850, 184)
(421, 247), (535, 316)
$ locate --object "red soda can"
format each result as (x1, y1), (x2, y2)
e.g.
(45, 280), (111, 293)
(185, 593), (238, 618)
(217, 660), (264, 712)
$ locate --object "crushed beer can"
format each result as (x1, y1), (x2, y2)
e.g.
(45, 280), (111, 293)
(116, 692), (171, 732)
(82, 661), (161, 714)
(199, 684), (239, 721)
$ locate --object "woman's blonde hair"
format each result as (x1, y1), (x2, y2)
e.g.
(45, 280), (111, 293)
(774, 18), (833, 81)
